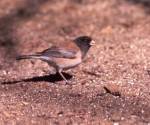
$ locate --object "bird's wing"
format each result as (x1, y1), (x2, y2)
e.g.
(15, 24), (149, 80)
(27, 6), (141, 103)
(38, 46), (77, 59)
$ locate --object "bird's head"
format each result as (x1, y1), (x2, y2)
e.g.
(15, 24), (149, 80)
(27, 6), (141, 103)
(74, 36), (95, 48)
(74, 36), (95, 58)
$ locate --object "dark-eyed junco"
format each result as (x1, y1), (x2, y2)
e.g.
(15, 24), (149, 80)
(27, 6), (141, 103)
(16, 36), (95, 83)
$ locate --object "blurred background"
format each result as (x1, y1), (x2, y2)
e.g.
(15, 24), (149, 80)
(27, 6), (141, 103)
(0, 0), (150, 124)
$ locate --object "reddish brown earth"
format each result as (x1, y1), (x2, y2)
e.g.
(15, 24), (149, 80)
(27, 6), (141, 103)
(0, 0), (150, 124)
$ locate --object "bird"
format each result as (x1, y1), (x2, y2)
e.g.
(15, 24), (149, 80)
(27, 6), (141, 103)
(16, 36), (95, 84)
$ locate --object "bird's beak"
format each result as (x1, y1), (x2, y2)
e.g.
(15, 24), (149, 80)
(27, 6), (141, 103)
(90, 40), (96, 46)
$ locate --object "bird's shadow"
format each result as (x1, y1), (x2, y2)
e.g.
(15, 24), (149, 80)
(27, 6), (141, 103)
(1, 72), (72, 85)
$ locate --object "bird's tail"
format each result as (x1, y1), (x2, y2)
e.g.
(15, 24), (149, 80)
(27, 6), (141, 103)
(16, 53), (42, 60)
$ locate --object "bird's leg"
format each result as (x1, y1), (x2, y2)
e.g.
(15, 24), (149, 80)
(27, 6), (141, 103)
(58, 70), (68, 84)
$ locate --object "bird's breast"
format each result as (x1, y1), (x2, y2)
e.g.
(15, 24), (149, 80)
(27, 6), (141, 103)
(55, 51), (82, 70)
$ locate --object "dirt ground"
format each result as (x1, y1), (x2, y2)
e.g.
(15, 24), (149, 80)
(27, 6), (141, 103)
(0, 0), (150, 124)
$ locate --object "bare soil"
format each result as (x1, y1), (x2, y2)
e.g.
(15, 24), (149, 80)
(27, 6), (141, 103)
(0, 0), (150, 124)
